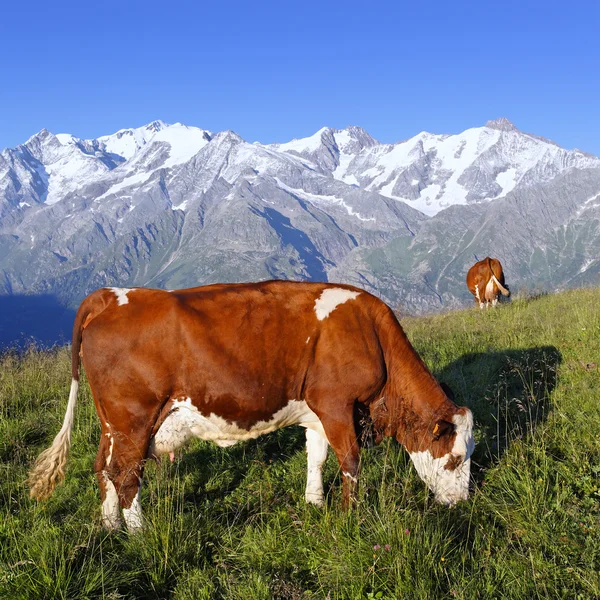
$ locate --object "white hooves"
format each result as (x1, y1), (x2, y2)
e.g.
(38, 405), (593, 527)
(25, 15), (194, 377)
(305, 492), (325, 507)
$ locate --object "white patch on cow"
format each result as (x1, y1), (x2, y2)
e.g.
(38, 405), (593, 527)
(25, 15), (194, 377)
(342, 471), (358, 483)
(314, 288), (360, 321)
(306, 336), (310, 344)
(150, 397), (324, 456)
(122, 485), (143, 532)
(108, 287), (131, 306)
(485, 277), (495, 302)
(408, 410), (474, 506)
(106, 433), (114, 467)
(305, 428), (329, 506)
(101, 472), (121, 530)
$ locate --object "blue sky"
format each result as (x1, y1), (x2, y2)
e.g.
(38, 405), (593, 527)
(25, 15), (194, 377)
(1, 0), (599, 154)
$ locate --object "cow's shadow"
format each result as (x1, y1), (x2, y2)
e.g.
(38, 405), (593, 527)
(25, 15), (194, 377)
(435, 345), (562, 479)
(156, 419), (308, 509)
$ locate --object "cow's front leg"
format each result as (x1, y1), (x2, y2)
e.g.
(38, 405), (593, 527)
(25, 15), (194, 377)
(318, 414), (361, 509)
(305, 428), (329, 506)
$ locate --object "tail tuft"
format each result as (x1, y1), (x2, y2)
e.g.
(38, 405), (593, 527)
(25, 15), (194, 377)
(491, 274), (510, 297)
(28, 379), (79, 501)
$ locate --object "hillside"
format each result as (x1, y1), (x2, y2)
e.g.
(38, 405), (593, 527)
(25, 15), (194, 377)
(1, 118), (599, 344)
(1, 288), (599, 599)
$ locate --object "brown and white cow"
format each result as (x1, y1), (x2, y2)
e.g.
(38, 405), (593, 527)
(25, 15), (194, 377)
(29, 281), (474, 531)
(466, 257), (510, 308)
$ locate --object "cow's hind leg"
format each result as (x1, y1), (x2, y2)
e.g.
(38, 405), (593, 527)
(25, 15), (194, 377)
(304, 428), (329, 506)
(94, 430), (121, 530)
(475, 284), (485, 309)
(103, 426), (152, 532)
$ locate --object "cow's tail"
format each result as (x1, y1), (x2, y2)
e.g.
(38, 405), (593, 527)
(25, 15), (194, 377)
(28, 301), (90, 501)
(492, 274), (510, 297)
(487, 257), (510, 297)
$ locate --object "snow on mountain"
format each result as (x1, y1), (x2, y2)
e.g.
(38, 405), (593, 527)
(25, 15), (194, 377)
(96, 120), (169, 160)
(28, 132), (117, 206)
(0, 121), (214, 212)
(94, 123), (213, 202)
(273, 127), (332, 154)
(273, 178), (376, 222)
(8, 117), (595, 220)
(274, 118), (600, 216)
(268, 126), (378, 177)
(0, 129), (119, 212)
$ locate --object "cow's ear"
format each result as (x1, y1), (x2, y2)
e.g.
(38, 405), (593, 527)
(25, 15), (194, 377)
(432, 419), (454, 441)
(440, 382), (455, 402)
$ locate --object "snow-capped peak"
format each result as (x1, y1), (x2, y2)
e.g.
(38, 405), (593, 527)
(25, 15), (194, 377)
(272, 127), (331, 154)
(333, 126), (378, 153)
(271, 126), (377, 157)
(485, 117), (518, 131)
(97, 120), (171, 160)
(55, 133), (77, 145)
(142, 123), (212, 168)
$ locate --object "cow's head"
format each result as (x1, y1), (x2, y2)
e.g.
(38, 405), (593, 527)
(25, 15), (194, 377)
(406, 407), (474, 505)
(370, 384), (475, 505)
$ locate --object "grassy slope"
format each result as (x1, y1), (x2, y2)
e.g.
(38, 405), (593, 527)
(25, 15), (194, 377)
(0, 289), (599, 599)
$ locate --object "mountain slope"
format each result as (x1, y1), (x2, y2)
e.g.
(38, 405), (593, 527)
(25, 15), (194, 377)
(333, 166), (600, 311)
(0, 122), (424, 309)
(0, 118), (598, 340)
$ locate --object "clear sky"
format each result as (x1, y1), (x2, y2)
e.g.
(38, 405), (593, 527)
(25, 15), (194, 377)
(1, 0), (599, 154)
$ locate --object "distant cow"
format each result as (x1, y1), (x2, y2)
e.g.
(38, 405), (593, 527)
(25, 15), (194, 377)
(29, 281), (474, 531)
(467, 257), (510, 308)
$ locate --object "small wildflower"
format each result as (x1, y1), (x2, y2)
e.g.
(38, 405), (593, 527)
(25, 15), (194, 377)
(384, 544), (391, 551)
(441, 557), (445, 562)
(373, 544), (381, 551)
(404, 528), (410, 535)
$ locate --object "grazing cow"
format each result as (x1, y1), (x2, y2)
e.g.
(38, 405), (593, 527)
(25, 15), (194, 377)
(29, 281), (474, 531)
(466, 257), (510, 308)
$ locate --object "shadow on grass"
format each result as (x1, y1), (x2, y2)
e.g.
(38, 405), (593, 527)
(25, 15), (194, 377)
(436, 345), (562, 479)
(168, 425), (307, 513)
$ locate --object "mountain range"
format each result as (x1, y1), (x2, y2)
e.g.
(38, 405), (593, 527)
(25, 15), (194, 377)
(1, 117), (599, 343)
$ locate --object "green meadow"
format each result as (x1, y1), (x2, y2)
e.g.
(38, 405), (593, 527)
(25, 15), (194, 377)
(1, 288), (599, 599)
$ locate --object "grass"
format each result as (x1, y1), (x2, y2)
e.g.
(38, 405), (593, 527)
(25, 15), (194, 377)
(1, 288), (599, 599)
